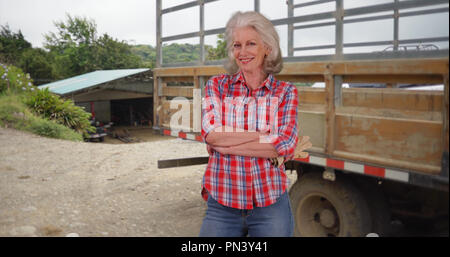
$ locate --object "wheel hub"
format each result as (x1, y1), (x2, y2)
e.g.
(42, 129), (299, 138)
(319, 209), (337, 228)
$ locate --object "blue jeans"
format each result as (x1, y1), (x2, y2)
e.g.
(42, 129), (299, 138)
(199, 192), (294, 237)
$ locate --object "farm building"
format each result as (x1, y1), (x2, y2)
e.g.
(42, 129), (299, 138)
(38, 69), (153, 126)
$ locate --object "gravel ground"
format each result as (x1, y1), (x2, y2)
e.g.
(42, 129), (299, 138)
(0, 127), (297, 237)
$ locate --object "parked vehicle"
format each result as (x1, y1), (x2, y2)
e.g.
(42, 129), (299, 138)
(154, 58), (449, 237)
(84, 118), (111, 142)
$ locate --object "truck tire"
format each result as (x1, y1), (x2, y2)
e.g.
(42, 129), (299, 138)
(289, 172), (372, 237)
(357, 180), (392, 236)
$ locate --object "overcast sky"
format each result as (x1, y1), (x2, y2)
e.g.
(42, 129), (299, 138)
(1, 0), (448, 57)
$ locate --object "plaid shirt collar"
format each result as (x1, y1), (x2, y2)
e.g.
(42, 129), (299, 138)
(231, 70), (275, 92)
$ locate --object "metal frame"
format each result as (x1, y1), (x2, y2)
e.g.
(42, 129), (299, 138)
(156, 0), (449, 67)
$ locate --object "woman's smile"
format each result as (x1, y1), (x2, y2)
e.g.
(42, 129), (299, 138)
(232, 26), (269, 74)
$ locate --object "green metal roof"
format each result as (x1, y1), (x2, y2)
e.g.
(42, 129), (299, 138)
(38, 68), (150, 95)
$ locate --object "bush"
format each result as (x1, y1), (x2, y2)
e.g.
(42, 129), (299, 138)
(0, 94), (82, 141)
(28, 117), (82, 141)
(24, 87), (94, 135)
(0, 63), (94, 140)
(1, 63), (35, 94)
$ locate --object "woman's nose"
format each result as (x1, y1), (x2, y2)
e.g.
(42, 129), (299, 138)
(240, 45), (249, 54)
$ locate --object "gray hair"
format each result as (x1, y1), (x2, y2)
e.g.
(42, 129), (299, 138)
(224, 11), (283, 74)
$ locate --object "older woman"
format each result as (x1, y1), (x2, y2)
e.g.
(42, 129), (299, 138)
(199, 11), (311, 237)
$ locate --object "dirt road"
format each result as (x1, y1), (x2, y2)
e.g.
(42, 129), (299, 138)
(0, 127), (210, 237)
(0, 127), (297, 237)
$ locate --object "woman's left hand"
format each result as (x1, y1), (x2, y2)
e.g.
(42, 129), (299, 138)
(294, 136), (312, 159)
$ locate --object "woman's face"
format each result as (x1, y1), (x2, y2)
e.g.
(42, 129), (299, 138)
(232, 26), (270, 74)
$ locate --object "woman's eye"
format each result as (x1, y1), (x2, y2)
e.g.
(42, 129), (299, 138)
(233, 44), (241, 48)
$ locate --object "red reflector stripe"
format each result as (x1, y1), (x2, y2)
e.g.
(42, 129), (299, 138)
(364, 166), (385, 177)
(195, 135), (203, 142)
(178, 132), (186, 139)
(327, 159), (344, 169)
(294, 156), (310, 163)
(163, 130), (171, 136)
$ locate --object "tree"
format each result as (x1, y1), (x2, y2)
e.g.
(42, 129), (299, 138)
(44, 14), (142, 79)
(207, 33), (227, 61)
(94, 34), (142, 69)
(0, 24), (32, 64)
(44, 14), (97, 52)
(43, 14), (98, 78)
(17, 48), (53, 85)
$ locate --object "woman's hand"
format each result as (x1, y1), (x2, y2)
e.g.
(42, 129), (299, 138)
(211, 145), (229, 155)
(207, 144), (229, 155)
(294, 136), (312, 159)
(206, 144), (214, 155)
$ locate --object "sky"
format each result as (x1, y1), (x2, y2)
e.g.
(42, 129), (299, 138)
(0, 0), (448, 57)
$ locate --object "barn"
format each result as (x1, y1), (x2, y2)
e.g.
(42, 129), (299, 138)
(38, 69), (153, 126)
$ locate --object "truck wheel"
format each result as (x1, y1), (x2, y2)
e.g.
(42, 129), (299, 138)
(357, 180), (392, 236)
(289, 172), (372, 237)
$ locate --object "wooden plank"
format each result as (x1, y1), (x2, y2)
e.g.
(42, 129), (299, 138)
(153, 76), (160, 128)
(298, 88), (326, 104)
(153, 58), (448, 77)
(336, 106), (442, 122)
(342, 89), (443, 112)
(332, 59), (449, 75)
(335, 114), (442, 174)
(343, 74), (443, 84)
(276, 74), (324, 83)
(161, 86), (193, 98)
(158, 156), (209, 169)
(161, 99), (194, 131)
(444, 74), (449, 151)
(153, 65), (225, 77)
(162, 76), (194, 83)
(280, 58), (449, 76)
(299, 111), (325, 149)
(324, 74), (335, 155)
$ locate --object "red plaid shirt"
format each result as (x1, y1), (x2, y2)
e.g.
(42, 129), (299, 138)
(201, 71), (298, 209)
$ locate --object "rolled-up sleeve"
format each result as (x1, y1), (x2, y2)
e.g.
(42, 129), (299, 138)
(201, 76), (223, 142)
(264, 84), (298, 158)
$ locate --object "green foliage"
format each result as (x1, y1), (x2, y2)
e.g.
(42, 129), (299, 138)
(24, 87), (94, 135)
(28, 117), (82, 141)
(0, 25), (54, 85)
(293, 82), (314, 87)
(207, 34), (227, 61)
(44, 14), (97, 51)
(17, 48), (53, 85)
(94, 34), (142, 69)
(43, 14), (143, 79)
(0, 63), (94, 140)
(162, 43), (202, 64)
(131, 44), (156, 68)
(0, 94), (82, 141)
(0, 24), (32, 64)
(0, 63), (34, 94)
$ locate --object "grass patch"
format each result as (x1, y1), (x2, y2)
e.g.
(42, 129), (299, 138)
(0, 93), (83, 141)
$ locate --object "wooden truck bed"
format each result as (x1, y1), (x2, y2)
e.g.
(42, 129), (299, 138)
(153, 58), (449, 182)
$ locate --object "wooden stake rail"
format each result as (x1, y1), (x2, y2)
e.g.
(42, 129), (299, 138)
(153, 58), (449, 175)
